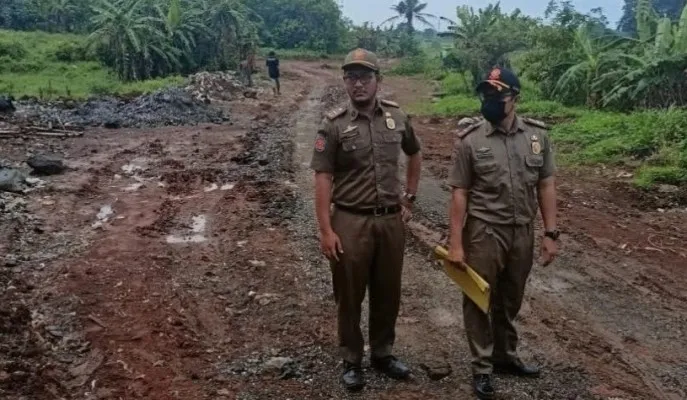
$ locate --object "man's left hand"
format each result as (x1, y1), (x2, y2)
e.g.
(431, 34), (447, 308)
(540, 237), (558, 266)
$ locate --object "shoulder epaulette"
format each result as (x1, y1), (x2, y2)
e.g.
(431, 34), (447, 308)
(457, 119), (485, 139)
(522, 117), (549, 130)
(380, 99), (400, 108)
(326, 107), (347, 120)
(457, 116), (481, 128)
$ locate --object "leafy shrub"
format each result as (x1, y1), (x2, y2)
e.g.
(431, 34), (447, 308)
(0, 40), (26, 59)
(390, 54), (429, 76)
(52, 41), (93, 62)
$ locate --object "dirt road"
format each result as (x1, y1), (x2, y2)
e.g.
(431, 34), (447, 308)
(1, 61), (686, 400)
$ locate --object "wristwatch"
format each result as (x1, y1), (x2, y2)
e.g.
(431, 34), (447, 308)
(544, 230), (560, 240)
(403, 191), (417, 203)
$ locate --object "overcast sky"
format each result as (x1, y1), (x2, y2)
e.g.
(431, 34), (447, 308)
(340, 0), (624, 29)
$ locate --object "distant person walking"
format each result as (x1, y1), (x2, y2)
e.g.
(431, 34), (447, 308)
(239, 47), (255, 87)
(266, 51), (281, 95)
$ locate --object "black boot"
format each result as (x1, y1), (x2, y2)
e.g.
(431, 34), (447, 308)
(493, 358), (541, 377)
(473, 374), (495, 399)
(341, 361), (365, 391)
(371, 355), (411, 380)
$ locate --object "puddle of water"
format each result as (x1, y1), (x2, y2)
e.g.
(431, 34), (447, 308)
(124, 183), (145, 192)
(204, 183), (219, 192)
(166, 215), (208, 244)
(166, 235), (207, 244)
(191, 215), (206, 233)
(96, 205), (114, 220)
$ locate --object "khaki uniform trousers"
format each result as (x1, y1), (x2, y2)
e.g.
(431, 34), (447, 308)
(330, 208), (406, 365)
(462, 216), (534, 375)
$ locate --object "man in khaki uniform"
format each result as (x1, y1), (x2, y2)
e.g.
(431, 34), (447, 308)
(310, 48), (423, 391)
(446, 67), (559, 399)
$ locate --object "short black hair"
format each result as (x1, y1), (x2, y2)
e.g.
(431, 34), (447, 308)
(268, 51), (276, 56)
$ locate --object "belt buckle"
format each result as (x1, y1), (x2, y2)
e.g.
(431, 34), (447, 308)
(374, 207), (384, 217)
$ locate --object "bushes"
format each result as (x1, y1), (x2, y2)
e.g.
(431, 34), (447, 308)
(52, 41), (94, 62)
(550, 109), (687, 185)
(0, 40), (27, 59)
(390, 55), (430, 75)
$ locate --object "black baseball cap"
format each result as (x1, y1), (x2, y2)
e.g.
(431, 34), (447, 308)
(476, 67), (521, 94)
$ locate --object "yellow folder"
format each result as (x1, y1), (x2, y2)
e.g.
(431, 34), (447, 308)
(434, 246), (491, 314)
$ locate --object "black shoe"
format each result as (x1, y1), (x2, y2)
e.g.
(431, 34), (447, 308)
(473, 374), (495, 399)
(341, 361), (365, 391)
(493, 359), (541, 377)
(371, 355), (411, 380)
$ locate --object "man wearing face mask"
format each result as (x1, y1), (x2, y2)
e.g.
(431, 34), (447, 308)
(446, 67), (559, 399)
(310, 48), (422, 391)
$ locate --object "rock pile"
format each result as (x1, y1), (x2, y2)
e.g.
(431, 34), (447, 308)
(186, 71), (248, 103)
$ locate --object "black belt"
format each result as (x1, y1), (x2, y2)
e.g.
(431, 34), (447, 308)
(334, 204), (401, 216)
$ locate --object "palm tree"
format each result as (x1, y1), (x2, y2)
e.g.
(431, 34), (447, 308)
(553, 24), (625, 107)
(88, 0), (179, 80)
(381, 0), (437, 33)
(155, 0), (210, 73)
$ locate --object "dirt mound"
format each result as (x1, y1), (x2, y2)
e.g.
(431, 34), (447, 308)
(608, 181), (687, 210)
(13, 88), (228, 129)
(185, 71), (247, 102)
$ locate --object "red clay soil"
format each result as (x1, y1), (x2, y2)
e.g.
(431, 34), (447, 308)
(1, 62), (686, 400)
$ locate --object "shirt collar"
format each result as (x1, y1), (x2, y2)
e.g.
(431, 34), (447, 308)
(486, 115), (525, 136)
(348, 98), (384, 121)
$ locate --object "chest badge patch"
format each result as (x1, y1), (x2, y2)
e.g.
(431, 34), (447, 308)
(343, 125), (358, 134)
(314, 134), (326, 152)
(475, 147), (493, 159)
(385, 112), (396, 130)
(531, 141), (542, 155)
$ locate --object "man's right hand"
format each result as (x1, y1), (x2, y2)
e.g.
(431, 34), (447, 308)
(321, 230), (344, 261)
(447, 245), (466, 270)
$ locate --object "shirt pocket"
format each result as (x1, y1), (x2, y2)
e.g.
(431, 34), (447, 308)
(375, 130), (403, 165)
(524, 155), (543, 183)
(474, 160), (499, 174)
(338, 132), (371, 169)
(474, 160), (500, 192)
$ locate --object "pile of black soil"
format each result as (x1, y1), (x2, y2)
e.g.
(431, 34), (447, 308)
(14, 88), (228, 129)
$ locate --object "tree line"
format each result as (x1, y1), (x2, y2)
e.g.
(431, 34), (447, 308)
(0, 0), (433, 82)
(2, 0), (687, 112)
(442, 0), (687, 111)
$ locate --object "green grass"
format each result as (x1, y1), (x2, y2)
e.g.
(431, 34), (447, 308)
(0, 29), (185, 99)
(550, 108), (687, 186)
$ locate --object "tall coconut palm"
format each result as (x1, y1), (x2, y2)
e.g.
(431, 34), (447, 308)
(381, 0), (437, 33)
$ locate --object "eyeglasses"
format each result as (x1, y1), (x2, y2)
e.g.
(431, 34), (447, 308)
(344, 72), (375, 85)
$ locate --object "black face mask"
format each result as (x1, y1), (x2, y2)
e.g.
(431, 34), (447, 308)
(480, 99), (507, 124)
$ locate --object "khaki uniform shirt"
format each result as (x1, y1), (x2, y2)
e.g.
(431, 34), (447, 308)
(448, 116), (555, 225)
(310, 99), (422, 209)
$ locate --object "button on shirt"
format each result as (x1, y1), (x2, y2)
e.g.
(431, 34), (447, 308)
(448, 117), (555, 225)
(310, 100), (422, 209)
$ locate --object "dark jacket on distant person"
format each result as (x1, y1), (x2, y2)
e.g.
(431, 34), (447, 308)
(266, 56), (280, 79)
